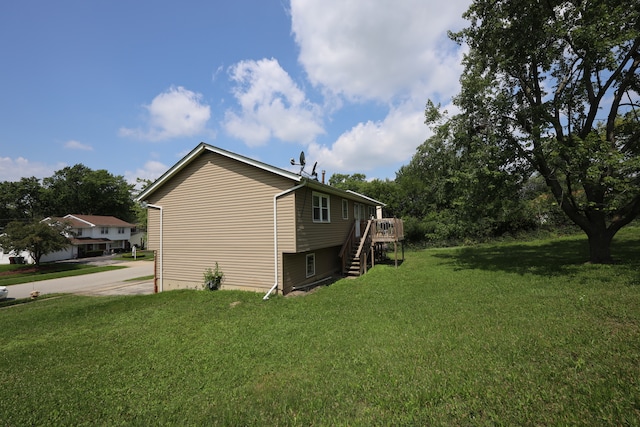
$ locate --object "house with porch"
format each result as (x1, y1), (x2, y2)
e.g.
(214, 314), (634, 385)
(136, 143), (403, 298)
(41, 214), (135, 261)
(1, 214), (135, 264)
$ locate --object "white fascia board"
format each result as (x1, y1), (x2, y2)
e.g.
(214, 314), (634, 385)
(63, 214), (95, 227)
(345, 190), (387, 207)
(136, 142), (302, 202)
(301, 180), (386, 206)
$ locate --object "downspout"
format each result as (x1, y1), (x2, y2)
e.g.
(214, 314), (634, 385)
(263, 183), (306, 301)
(146, 204), (163, 292)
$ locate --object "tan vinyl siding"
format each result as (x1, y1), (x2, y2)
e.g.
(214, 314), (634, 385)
(147, 208), (160, 250)
(282, 246), (341, 294)
(294, 189), (375, 252)
(145, 151), (295, 292)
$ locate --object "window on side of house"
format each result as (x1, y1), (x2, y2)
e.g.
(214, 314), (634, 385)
(368, 206), (376, 219)
(100, 227), (109, 235)
(117, 227), (125, 234)
(306, 253), (316, 277)
(342, 199), (349, 220)
(312, 192), (330, 223)
(76, 228), (83, 236)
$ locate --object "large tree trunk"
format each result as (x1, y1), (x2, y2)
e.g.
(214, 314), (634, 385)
(586, 228), (614, 264)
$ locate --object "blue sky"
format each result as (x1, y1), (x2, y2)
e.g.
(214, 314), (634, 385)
(0, 0), (471, 186)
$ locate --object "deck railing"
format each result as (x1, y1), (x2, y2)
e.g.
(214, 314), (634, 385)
(354, 220), (373, 275)
(371, 218), (404, 243)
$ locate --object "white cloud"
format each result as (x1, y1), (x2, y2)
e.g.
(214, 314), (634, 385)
(124, 160), (169, 189)
(64, 140), (93, 151)
(119, 86), (212, 141)
(288, 0), (470, 176)
(0, 157), (65, 181)
(223, 58), (325, 146)
(307, 101), (429, 174)
(290, 0), (470, 102)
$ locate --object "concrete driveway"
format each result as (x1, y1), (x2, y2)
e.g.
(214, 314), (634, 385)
(5, 259), (155, 299)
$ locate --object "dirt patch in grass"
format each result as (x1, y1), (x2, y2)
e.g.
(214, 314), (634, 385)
(0, 265), (61, 277)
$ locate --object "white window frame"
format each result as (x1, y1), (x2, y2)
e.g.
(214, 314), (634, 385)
(368, 206), (376, 219)
(117, 227), (125, 234)
(306, 253), (316, 277)
(100, 227), (109, 235)
(312, 192), (331, 223)
(342, 199), (349, 220)
(76, 228), (83, 236)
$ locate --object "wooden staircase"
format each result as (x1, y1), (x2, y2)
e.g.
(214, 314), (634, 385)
(344, 243), (362, 278)
(339, 218), (405, 278)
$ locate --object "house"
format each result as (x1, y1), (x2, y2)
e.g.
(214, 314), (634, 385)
(0, 214), (135, 264)
(136, 143), (403, 297)
(39, 214), (135, 262)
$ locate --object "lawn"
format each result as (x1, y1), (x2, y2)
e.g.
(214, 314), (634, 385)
(0, 263), (125, 286)
(1, 228), (639, 425)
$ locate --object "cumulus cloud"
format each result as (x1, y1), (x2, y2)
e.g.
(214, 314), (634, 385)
(64, 140), (93, 151)
(0, 156), (65, 181)
(290, 0), (469, 102)
(119, 86), (212, 141)
(124, 160), (169, 190)
(223, 58), (325, 146)
(286, 0), (470, 177)
(307, 101), (429, 173)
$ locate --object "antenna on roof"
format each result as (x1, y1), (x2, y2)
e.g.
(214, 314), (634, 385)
(289, 151), (319, 179)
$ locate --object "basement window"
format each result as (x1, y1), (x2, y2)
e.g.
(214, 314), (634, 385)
(306, 253), (316, 277)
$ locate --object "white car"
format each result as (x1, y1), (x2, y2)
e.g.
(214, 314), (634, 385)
(0, 286), (8, 300)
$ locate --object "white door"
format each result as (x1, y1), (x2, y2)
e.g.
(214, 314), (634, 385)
(354, 203), (365, 238)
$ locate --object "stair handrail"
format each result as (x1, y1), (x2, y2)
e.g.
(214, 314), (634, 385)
(355, 220), (373, 274)
(354, 220), (372, 259)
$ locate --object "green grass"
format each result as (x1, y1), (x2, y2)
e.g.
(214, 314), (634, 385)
(1, 227), (639, 425)
(124, 274), (155, 282)
(113, 250), (155, 261)
(0, 264), (126, 286)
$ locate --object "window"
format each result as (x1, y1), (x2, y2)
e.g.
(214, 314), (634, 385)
(342, 199), (349, 220)
(76, 228), (83, 236)
(100, 227), (109, 235)
(306, 253), (316, 277)
(117, 227), (125, 234)
(312, 192), (330, 223)
(368, 206), (376, 219)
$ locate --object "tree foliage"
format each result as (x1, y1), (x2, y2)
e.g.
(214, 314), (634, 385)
(0, 220), (71, 265)
(42, 165), (135, 221)
(397, 109), (535, 243)
(446, 0), (640, 262)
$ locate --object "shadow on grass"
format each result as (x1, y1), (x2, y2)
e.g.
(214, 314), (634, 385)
(432, 234), (640, 277)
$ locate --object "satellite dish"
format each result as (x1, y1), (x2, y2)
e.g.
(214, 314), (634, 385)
(290, 158), (295, 165)
(299, 151), (306, 167)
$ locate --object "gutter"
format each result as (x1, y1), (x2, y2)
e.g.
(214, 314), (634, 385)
(263, 183), (306, 301)
(146, 204), (163, 292)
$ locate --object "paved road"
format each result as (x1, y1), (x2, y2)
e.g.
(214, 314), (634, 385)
(5, 260), (155, 299)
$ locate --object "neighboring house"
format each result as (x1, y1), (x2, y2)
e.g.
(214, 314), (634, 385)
(129, 228), (147, 249)
(137, 143), (403, 297)
(1, 214), (134, 264)
(38, 214), (135, 262)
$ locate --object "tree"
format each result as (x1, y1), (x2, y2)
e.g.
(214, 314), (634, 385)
(43, 165), (136, 222)
(0, 177), (46, 228)
(0, 220), (71, 265)
(328, 173), (400, 217)
(448, 0), (640, 263)
(397, 110), (534, 242)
